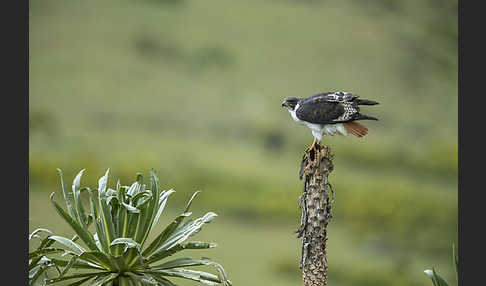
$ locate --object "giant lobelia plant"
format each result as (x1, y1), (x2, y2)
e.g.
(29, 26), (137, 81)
(29, 169), (231, 286)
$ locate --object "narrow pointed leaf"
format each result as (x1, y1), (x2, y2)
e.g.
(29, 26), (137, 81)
(94, 219), (109, 253)
(147, 241), (216, 264)
(135, 172), (161, 247)
(116, 186), (128, 233)
(98, 169), (110, 198)
(142, 212), (192, 257)
(150, 258), (231, 285)
(49, 258), (104, 270)
(29, 256), (44, 271)
(153, 257), (211, 270)
(59, 255), (79, 278)
(99, 197), (116, 253)
(106, 188), (117, 197)
(151, 276), (178, 286)
(121, 202), (140, 213)
(29, 247), (64, 259)
(147, 268), (222, 285)
(184, 190), (201, 213)
(57, 169), (79, 222)
(79, 251), (114, 270)
(424, 269), (438, 286)
(72, 170), (89, 228)
(115, 207), (128, 256)
(425, 268), (449, 286)
(29, 228), (53, 240)
(90, 273), (119, 286)
(158, 212), (217, 252)
(150, 189), (175, 233)
(433, 268), (450, 286)
(110, 238), (141, 253)
(135, 196), (152, 209)
(453, 243), (458, 282)
(126, 209), (151, 267)
(133, 204), (150, 243)
(202, 258), (231, 286)
(148, 170), (161, 217)
(29, 256), (54, 284)
(95, 169), (117, 253)
(29, 263), (52, 285)
(132, 191), (151, 206)
(49, 235), (86, 255)
(37, 236), (56, 251)
(64, 276), (94, 286)
(50, 193), (98, 251)
(45, 272), (105, 284)
(127, 180), (142, 197)
(106, 195), (119, 208)
(72, 169), (85, 195)
(125, 210), (141, 238)
(110, 199), (120, 235)
(125, 272), (158, 286)
(88, 188), (98, 219)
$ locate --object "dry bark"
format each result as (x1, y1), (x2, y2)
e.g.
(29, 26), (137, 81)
(297, 143), (334, 286)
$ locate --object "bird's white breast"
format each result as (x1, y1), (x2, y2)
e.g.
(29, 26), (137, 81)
(288, 104), (303, 124)
(286, 103), (347, 140)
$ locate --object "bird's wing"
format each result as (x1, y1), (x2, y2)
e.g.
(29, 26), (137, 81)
(295, 92), (360, 124)
(308, 91), (359, 103)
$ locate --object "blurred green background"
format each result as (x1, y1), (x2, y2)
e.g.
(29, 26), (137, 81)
(29, 0), (457, 285)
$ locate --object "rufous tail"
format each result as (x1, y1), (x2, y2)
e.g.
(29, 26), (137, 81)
(343, 121), (368, 137)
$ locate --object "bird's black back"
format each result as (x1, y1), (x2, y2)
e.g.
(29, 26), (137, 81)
(295, 92), (378, 124)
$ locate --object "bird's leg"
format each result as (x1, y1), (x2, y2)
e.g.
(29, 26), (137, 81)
(306, 138), (317, 152)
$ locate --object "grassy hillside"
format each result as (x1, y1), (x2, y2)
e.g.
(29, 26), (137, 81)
(29, 0), (457, 285)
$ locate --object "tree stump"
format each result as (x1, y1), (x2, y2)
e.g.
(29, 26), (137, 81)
(297, 143), (334, 286)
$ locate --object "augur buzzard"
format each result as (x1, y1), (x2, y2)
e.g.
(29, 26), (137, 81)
(282, 91), (379, 149)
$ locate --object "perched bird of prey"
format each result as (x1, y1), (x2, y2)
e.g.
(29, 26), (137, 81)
(282, 91), (379, 149)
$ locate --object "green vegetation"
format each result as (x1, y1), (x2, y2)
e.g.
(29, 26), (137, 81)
(29, 170), (230, 286)
(424, 244), (459, 286)
(30, 0), (457, 285)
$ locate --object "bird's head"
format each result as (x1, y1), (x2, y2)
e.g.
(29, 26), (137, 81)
(281, 97), (299, 111)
